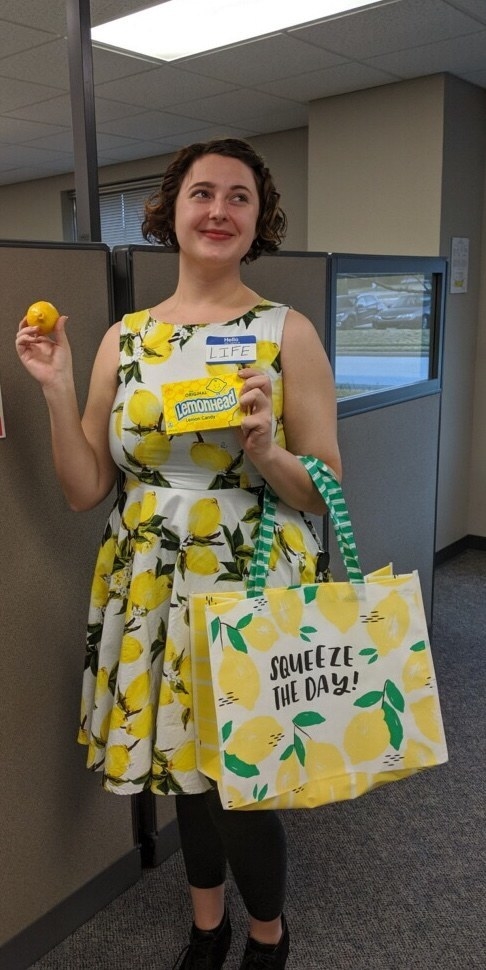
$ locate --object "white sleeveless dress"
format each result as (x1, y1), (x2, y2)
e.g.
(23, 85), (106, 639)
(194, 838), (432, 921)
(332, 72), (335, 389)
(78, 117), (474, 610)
(78, 301), (323, 795)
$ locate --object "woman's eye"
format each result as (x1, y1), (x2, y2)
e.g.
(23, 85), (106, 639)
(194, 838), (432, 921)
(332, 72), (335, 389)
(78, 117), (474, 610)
(232, 194), (248, 203)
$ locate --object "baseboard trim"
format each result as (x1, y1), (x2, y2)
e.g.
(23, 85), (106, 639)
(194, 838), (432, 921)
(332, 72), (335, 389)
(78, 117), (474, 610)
(0, 848), (141, 970)
(435, 534), (486, 565)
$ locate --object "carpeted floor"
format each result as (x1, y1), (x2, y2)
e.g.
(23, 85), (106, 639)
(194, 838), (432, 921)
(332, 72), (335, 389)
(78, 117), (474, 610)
(30, 551), (486, 969)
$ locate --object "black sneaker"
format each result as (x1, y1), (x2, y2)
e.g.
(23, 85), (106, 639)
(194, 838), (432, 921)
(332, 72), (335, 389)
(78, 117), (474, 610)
(239, 914), (289, 969)
(172, 909), (231, 969)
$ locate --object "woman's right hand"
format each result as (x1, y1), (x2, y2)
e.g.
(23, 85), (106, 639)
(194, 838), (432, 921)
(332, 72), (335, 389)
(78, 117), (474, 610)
(15, 314), (72, 390)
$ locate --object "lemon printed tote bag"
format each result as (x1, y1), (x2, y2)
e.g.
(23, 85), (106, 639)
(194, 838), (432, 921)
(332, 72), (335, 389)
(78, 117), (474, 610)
(189, 457), (448, 810)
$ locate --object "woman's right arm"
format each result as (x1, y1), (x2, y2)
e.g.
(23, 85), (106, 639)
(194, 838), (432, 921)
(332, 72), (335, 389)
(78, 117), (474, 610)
(16, 316), (120, 511)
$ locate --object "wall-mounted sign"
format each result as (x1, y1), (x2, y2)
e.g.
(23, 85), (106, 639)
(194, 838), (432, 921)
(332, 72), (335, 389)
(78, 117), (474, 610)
(450, 237), (469, 294)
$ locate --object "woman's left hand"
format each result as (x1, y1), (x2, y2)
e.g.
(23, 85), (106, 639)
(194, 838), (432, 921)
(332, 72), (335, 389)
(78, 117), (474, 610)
(237, 367), (273, 464)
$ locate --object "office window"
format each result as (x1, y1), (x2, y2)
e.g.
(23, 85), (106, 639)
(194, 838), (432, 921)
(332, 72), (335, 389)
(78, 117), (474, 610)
(68, 179), (160, 248)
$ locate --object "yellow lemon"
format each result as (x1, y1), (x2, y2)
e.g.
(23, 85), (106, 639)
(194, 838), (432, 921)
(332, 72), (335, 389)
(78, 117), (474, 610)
(133, 431), (170, 467)
(188, 497), (221, 537)
(90, 535), (117, 607)
(225, 786), (248, 809)
(120, 635), (143, 664)
(226, 715), (284, 764)
(140, 490), (157, 522)
(301, 551), (317, 583)
(143, 322), (174, 361)
(26, 300), (59, 334)
(410, 695), (442, 744)
(123, 501), (142, 531)
(402, 649), (432, 692)
(269, 587), (303, 636)
(243, 616), (279, 651)
(191, 442), (232, 471)
(105, 744), (131, 778)
(170, 741), (196, 773)
(99, 710), (112, 744)
(127, 389), (161, 427)
(276, 749), (301, 794)
(96, 667), (110, 696)
(126, 704), (154, 739)
(305, 740), (346, 781)
(130, 570), (171, 611)
(343, 708), (390, 765)
(272, 377), (283, 419)
(185, 546), (219, 575)
(256, 340), (279, 368)
(269, 543), (280, 570)
(218, 648), (260, 709)
(281, 522), (306, 553)
(124, 671), (151, 713)
(124, 309), (150, 333)
(159, 681), (173, 706)
(110, 706), (127, 730)
(315, 583), (359, 633)
(368, 591), (410, 655)
(403, 739), (436, 770)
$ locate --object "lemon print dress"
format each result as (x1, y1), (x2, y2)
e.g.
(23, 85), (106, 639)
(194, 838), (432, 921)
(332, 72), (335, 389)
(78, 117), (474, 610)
(78, 301), (322, 795)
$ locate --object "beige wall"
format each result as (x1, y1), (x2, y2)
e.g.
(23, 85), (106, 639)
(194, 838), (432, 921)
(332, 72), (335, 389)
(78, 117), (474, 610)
(468, 134), (486, 536)
(438, 76), (486, 548)
(0, 128), (307, 250)
(308, 76), (445, 255)
(307, 74), (486, 548)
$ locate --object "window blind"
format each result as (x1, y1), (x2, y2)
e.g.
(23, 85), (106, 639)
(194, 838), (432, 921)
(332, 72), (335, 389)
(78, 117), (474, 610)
(70, 178), (160, 248)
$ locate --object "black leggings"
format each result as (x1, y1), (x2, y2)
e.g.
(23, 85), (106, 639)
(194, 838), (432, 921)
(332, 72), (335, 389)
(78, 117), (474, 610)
(176, 788), (287, 921)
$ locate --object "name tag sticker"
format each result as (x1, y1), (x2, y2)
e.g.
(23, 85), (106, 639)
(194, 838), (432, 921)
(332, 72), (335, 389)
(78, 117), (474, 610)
(206, 334), (257, 364)
(163, 374), (244, 433)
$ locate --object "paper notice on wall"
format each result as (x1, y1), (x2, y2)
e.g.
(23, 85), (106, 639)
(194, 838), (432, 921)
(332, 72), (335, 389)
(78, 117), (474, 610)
(0, 382), (5, 437)
(450, 237), (469, 294)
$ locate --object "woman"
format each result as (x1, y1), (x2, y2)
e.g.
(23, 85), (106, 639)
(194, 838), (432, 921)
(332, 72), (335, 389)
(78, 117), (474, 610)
(16, 138), (341, 969)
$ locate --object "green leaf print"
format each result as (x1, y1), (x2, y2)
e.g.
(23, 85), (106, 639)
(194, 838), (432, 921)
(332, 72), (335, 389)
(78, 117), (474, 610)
(385, 679), (405, 713)
(354, 690), (383, 708)
(293, 711), (326, 728)
(303, 586), (318, 604)
(280, 744), (295, 762)
(411, 640), (427, 652)
(222, 721), (233, 743)
(294, 734), (306, 767)
(383, 700), (404, 751)
(210, 617), (220, 643)
(226, 627), (248, 653)
(236, 613), (253, 630)
(224, 751), (260, 778)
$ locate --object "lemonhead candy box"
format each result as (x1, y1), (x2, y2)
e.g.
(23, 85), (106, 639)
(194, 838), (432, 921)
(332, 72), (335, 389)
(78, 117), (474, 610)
(163, 374), (244, 433)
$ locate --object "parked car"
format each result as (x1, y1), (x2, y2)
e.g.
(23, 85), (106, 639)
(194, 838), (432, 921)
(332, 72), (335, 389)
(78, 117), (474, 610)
(336, 292), (386, 329)
(373, 293), (431, 329)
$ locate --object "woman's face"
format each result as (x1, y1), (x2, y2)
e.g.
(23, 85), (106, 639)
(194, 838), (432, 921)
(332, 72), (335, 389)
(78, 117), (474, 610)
(174, 154), (260, 266)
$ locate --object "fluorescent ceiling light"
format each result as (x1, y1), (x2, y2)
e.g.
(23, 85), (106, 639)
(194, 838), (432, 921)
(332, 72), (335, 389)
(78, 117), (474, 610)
(92, 0), (390, 63)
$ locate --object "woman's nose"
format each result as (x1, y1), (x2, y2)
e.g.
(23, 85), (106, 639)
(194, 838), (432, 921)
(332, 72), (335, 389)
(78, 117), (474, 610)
(209, 195), (228, 220)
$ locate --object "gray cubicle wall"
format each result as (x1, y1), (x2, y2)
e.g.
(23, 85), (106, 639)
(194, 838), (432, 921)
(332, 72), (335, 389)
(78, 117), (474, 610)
(0, 244), (139, 970)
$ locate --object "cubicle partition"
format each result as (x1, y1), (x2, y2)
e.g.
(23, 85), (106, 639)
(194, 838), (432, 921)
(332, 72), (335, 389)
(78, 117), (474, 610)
(0, 243), (138, 970)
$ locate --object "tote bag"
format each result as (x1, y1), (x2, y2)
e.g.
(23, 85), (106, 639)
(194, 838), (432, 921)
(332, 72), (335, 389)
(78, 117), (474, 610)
(189, 456), (448, 810)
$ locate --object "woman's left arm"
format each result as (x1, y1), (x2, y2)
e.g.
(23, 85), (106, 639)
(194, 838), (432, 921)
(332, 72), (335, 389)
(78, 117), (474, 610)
(238, 310), (341, 514)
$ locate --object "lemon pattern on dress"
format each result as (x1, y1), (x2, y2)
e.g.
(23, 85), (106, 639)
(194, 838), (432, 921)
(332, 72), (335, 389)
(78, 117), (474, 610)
(78, 301), (322, 795)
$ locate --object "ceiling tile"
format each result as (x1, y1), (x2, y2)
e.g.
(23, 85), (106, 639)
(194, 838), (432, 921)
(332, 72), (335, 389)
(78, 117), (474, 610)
(0, 77), (65, 114)
(449, 0), (486, 22)
(0, 116), (68, 143)
(97, 109), (204, 140)
(180, 34), (346, 86)
(0, 20), (58, 59)
(366, 29), (486, 78)
(163, 90), (308, 132)
(291, 0), (481, 59)
(0, 38), (68, 84)
(258, 62), (400, 102)
(95, 64), (236, 109)
(0, 0), (66, 34)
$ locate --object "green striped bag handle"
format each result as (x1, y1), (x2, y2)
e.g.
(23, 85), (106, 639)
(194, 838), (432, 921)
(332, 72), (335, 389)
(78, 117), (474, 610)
(246, 455), (363, 597)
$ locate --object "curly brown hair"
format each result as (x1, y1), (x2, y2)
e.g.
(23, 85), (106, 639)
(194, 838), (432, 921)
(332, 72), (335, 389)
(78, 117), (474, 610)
(141, 138), (287, 263)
